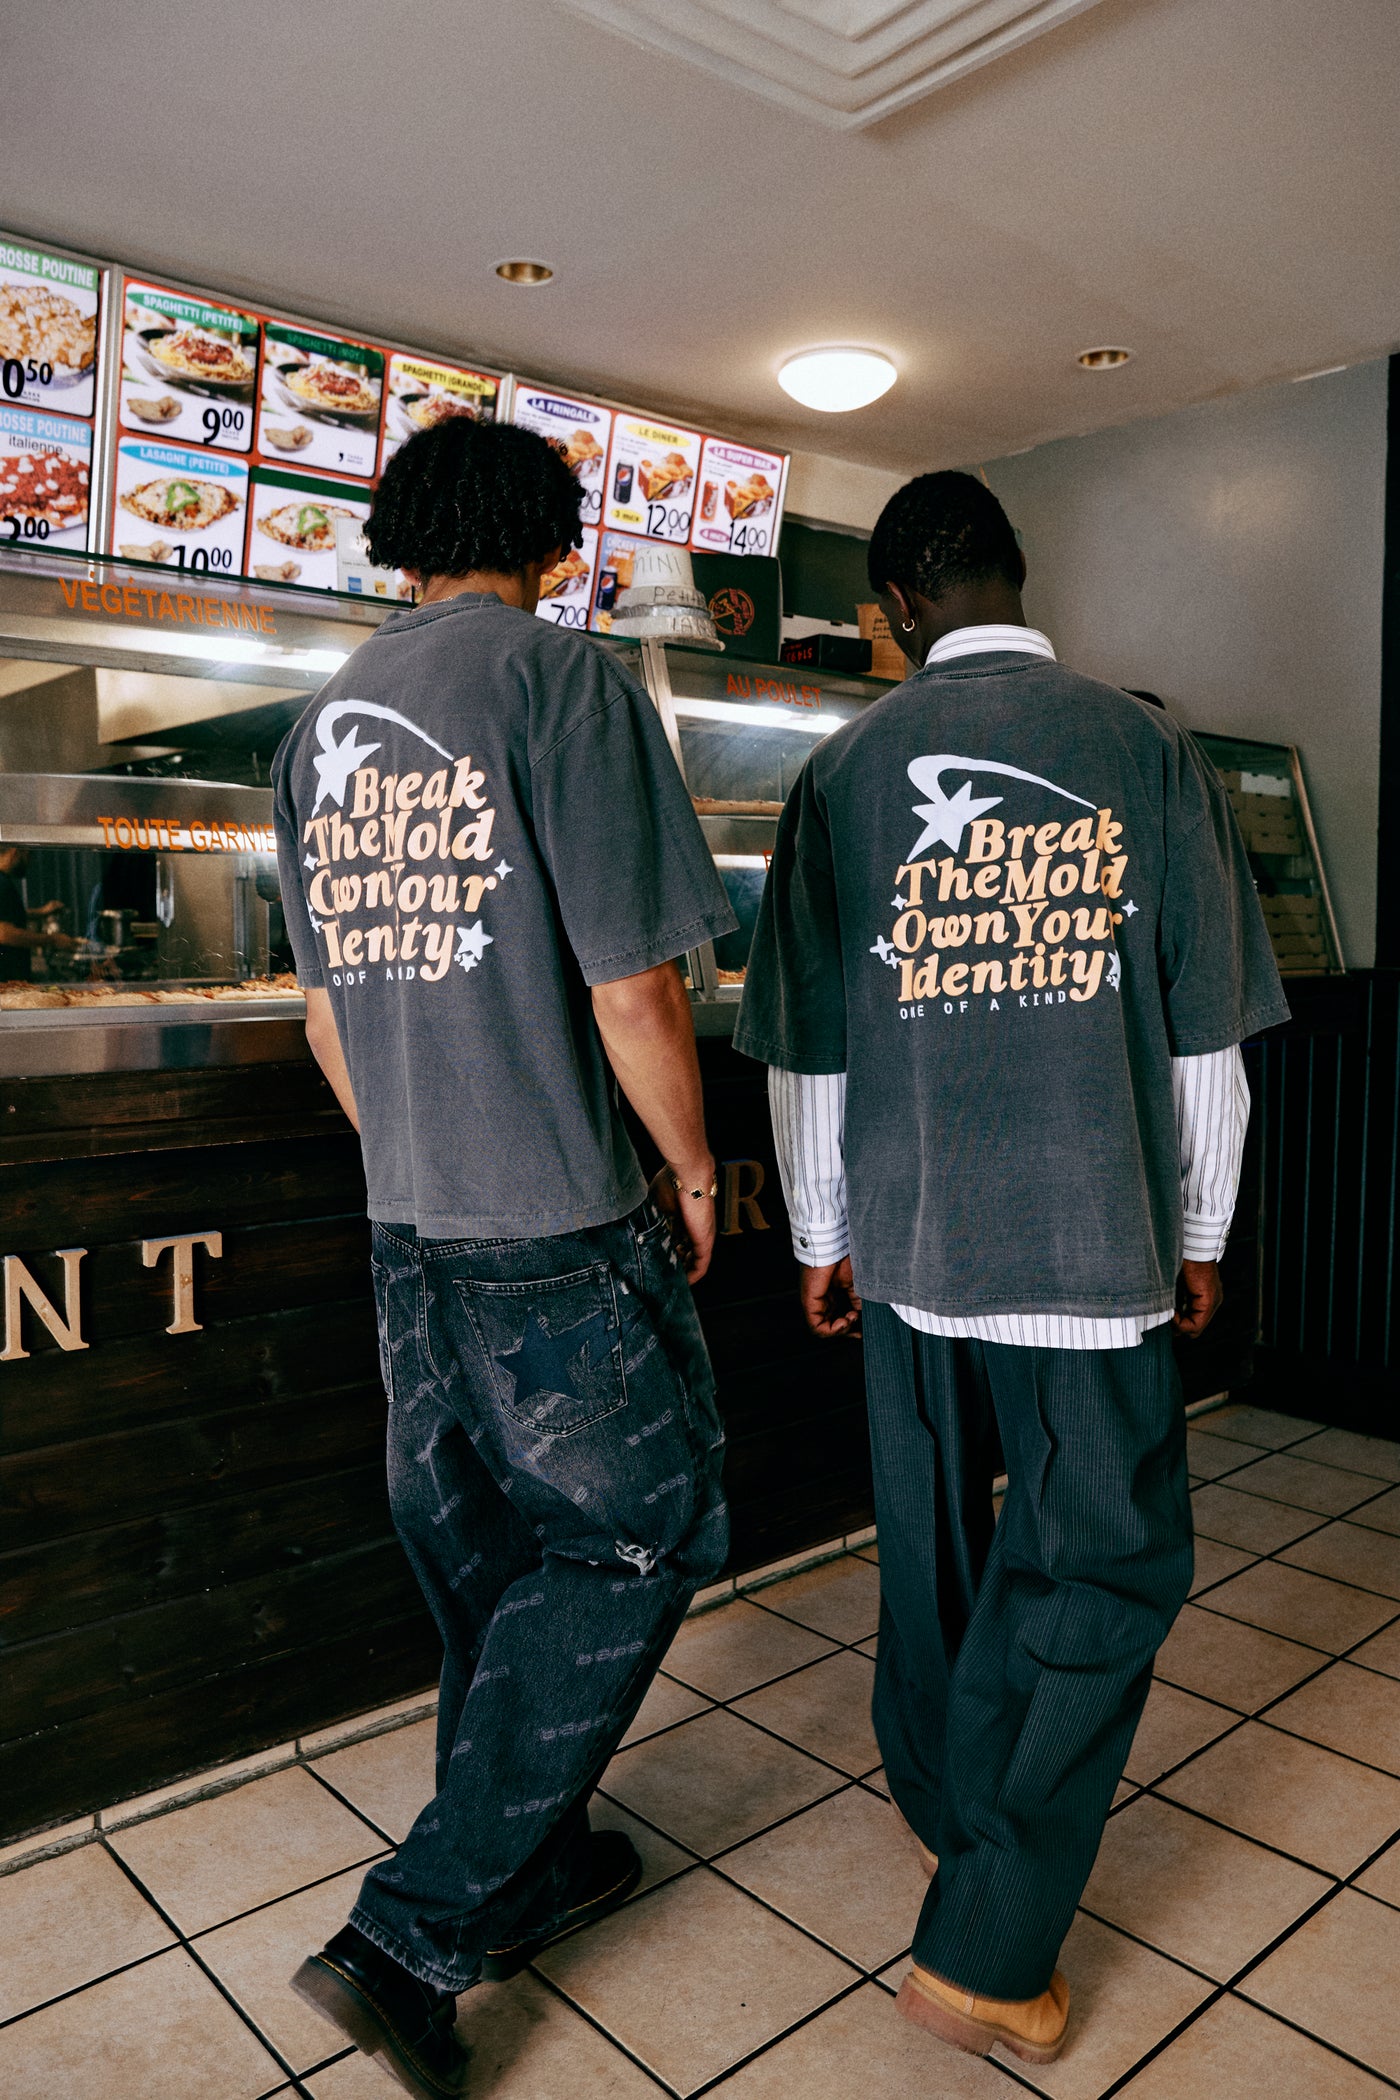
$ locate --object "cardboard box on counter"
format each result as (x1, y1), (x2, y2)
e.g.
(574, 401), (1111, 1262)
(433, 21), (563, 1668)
(856, 602), (909, 680)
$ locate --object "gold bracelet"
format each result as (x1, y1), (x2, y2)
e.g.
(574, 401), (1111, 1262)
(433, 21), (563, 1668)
(670, 1171), (718, 1200)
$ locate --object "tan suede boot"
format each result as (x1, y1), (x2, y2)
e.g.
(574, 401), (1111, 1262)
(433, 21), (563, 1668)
(897, 1961), (1070, 2065)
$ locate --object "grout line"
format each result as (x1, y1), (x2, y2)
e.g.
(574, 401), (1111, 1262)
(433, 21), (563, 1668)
(181, 1846), (392, 1945)
(0, 1939), (174, 2034)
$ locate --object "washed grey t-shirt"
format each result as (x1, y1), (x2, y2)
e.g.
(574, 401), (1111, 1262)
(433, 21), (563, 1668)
(273, 592), (735, 1238)
(734, 653), (1289, 1320)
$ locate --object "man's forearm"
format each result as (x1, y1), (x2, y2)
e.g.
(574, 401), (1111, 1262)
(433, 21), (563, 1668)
(591, 960), (711, 1178)
(304, 985), (360, 1131)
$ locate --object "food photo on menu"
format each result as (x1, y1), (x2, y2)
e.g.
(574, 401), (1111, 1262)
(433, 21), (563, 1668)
(257, 323), (384, 479)
(588, 529), (645, 631)
(691, 435), (785, 556)
(113, 438), (248, 572)
(378, 354), (498, 471)
(535, 524), (597, 629)
(510, 383), (612, 525)
(0, 237), (101, 417)
(120, 282), (259, 451)
(603, 414), (701, 543)
(247, 464), (371, 590)
(0, 404), (92, 550)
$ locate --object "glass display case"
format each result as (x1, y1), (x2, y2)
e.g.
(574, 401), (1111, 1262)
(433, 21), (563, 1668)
(1194, 732), (1343, 975)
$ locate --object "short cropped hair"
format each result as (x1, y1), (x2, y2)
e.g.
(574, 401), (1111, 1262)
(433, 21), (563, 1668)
(867, 470), (1021, 602)
(365, 418), (582, 578)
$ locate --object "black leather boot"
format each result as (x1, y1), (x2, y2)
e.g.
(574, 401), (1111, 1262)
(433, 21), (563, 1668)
(481, 1829), (643, 1980)
(291, 1922), (470, 2098)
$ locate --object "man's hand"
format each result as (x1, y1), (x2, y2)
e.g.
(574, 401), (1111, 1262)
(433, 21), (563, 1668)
(1174, 1258), (1223, 1338)
(649, 1163), (717, 1285)
(800, 1257), (862, 1340)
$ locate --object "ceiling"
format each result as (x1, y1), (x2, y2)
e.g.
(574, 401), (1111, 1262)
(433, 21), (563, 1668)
(4, 0), (1398, 476)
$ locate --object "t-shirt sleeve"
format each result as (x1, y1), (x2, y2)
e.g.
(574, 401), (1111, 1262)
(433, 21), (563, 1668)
(733, 758), (847, 1073)
(1157, 732), (1291, 1053)
(271, 738), (323, 989)
(529, 658), (737, 986)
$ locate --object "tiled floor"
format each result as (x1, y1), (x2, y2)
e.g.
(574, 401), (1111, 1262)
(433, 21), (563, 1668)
(5, 1407), (1400, 2096)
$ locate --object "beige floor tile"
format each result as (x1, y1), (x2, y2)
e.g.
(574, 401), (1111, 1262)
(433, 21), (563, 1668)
(1157, 1720), (1400, 1875)
(1210, 1406), (1321, 1449)
(1190, 1483), (1322, 1554)
(1123, 1682), (1238, 1786)
(733, 1650), (879, 1776)
(1153, 1603), (1323, 1712)
(0, 1841), (172, 2023)
(1281, 1521), (1400, 1602)
(1016, 1912), (1212, 2100)
(310, 1717), (436, 1842)
(1198, 1560), (1397, 1652)
(1113, 1780), (1137, 1808)
(1081, 1794), (1328, 1981)
(109, 1765), (384, 1935)
(1225, 1452), (1385, 1516)
(0, 1945), (280, 2100)
(297, 1692), (436, 1759)
(707, 1978), (1006, 2097)
(855, 1635), (878, 1658)
(602, 1708), (842, 1856)
(664, 1600), (837, 1700)
(195, 1864), (369, 2070)
(862, 1766), (890, 1799)
(98, 1745), (299, 1831)
(0, 1816), (94, 1872)
(1185, 1429), (1268, 1481)
(1243, 1887), (1400, 2080)
(536, 1865), (855, 2096)
(619, 1670), (711, 1747)
(1268, 1661), (1400, 1775)
(1350, 1486), (1400, 1537)
(851, 1542), (879, 1563)
(1117, 1992), (1391, 2098)
(755, 1556), (883, 1644)
(720, 1787), (926, 1970)
(588, 1796), (696, 1896)
(1358, 1837), (1400, 1910)
(1297, 1429), (1400, 1484)
(1353, 1621), (1400, 1679)
(1189, 1537), (1256, 1594)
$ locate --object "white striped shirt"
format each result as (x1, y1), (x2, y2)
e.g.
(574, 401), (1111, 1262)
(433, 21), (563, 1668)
(763, 622), (1249, 1350)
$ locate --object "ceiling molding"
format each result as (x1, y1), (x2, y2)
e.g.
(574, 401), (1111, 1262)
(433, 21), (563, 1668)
(550, 0), (1112, 127)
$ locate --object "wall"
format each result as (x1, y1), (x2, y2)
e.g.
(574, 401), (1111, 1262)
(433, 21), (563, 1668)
(982, 361), (1388, 968)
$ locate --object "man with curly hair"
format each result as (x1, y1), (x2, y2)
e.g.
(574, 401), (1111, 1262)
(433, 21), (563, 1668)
(273, 418), (734, 2098)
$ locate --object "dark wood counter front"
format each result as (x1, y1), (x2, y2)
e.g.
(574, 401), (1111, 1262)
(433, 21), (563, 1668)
(0, 1037), (872, 1842)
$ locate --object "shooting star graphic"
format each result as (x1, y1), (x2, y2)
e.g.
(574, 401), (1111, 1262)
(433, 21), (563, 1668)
(311, 699), (455, 813)
(906, 754), (1095, 859)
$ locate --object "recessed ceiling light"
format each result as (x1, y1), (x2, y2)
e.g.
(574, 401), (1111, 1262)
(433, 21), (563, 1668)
(1077, 346), (1132, 370)
(778, 347), (897, 412)
(494, 259), (554, 285)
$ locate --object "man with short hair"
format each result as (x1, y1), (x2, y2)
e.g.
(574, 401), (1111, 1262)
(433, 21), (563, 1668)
(274, 418), (734, 2099)
(737, 471), (1287, 2066)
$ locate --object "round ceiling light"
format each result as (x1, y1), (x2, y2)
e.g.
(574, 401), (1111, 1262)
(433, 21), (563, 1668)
(1076, 345), (1133, 370)
(778, 347), (897, 413)
(494, 259), (554, 286)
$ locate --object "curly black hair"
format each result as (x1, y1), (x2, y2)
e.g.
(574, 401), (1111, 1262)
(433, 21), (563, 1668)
(365, 417), (583, 577)
(867, 469), (1021, 602)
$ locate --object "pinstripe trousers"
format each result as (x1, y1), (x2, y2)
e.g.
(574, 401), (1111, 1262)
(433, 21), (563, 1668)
(863, 1302), (1193, 2000)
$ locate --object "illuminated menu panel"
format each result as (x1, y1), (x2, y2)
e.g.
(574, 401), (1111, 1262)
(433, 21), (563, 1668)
(0, 238), (101, 418)
(603, 414), (701, 545)
(257, 323), (384, 480)
(379, 354), (499, 472)
(120, 281), (259, 452)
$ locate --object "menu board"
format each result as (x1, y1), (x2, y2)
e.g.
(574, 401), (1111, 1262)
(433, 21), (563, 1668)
(588, 529), (646, 633)
(535, 525), (598, 631)
(0, 237), (101, 418)
(247, 465), (372, 592)
(379, 353), (498, 472)
(0, 406), (93, 550)
(691, 437), (784, 558)
(113, 438), (248, 572)
(257, 323), (384, 479)
(120, 281), (259, 452)
(602, 414), (701, 545)
(511, 383), (612, 527)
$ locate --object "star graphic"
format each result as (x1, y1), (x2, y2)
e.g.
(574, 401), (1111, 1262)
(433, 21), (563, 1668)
(1107, 953), (1122, 991)
(456, 920), (494, 972)
(1123, 899), (1138, 917)
(869, 934), (900, 969)
(494, 859), (513, 880)
(909, 779), (1004, 858)
(309, 913), (323, 933)
(304, 852), (317, 871)
(493, 1305), (612, 1421)
(312, 720), (381, 814)
(891, 893), (908, 910)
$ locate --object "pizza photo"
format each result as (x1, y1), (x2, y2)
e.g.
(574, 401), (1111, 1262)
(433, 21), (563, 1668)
(256, 499), (357, 552)
(120, 475), (240, 531)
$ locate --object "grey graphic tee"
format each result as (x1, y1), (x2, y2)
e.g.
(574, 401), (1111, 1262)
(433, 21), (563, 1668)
(734, 654), (1289, 1320)
(273, 592), (735, 1238)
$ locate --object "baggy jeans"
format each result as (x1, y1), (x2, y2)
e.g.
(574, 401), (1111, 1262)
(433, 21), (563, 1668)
(350, 1200), (729, 1992)
(862, 1303), (1193, 2001)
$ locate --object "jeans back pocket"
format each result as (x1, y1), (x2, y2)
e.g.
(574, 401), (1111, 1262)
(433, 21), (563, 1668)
(455, 1262), (626, 1438)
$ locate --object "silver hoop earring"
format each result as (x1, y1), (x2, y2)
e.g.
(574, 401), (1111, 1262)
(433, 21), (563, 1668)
(901, 617), (916, 633)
